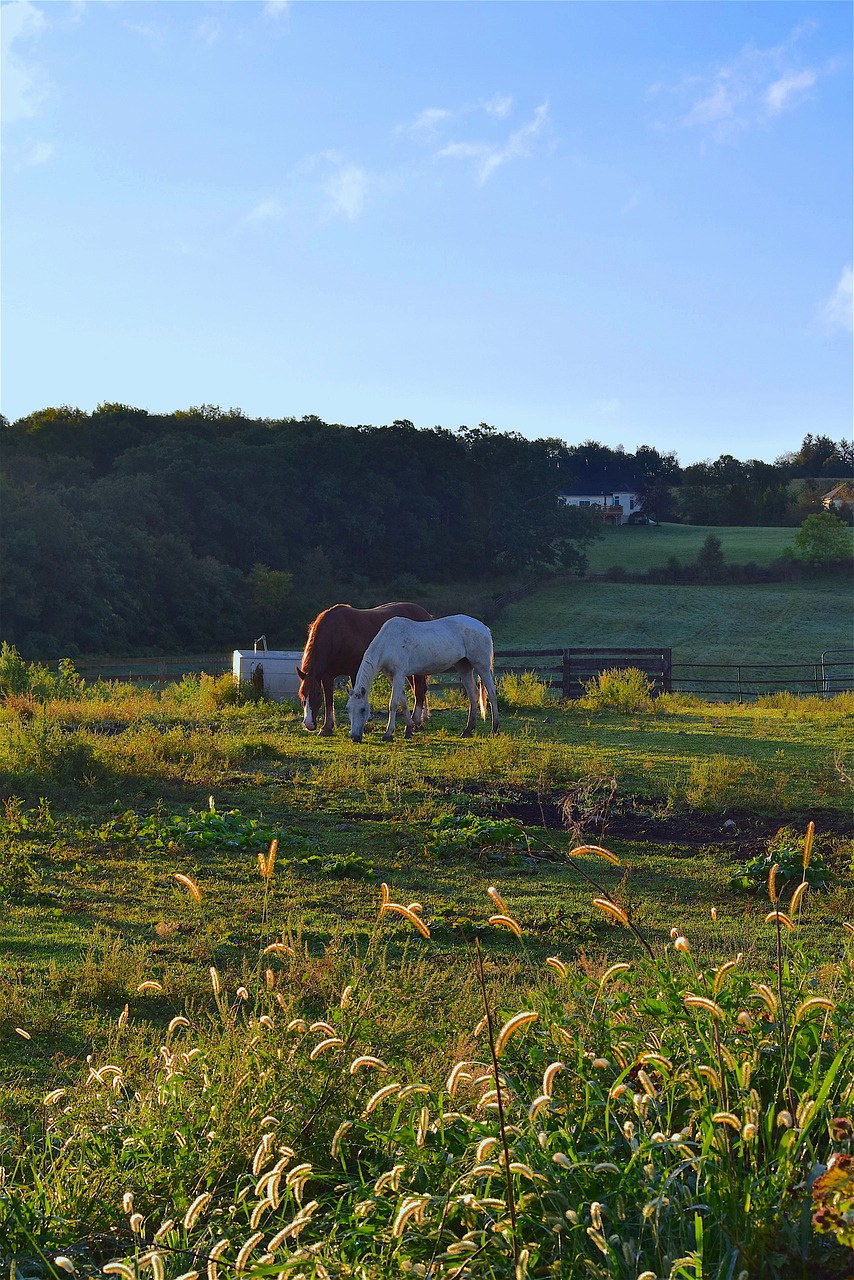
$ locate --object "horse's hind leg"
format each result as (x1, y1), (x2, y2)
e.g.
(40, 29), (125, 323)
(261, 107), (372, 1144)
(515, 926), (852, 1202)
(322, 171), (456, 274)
(476, 665), (501, 735)
(456, 660), (478, 737)
(411, 674), (429, 728)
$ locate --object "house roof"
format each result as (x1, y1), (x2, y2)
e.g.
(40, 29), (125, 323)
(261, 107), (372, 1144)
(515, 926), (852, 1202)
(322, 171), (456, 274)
(558, 483), (639, 497)
(823, 482), (854, 502)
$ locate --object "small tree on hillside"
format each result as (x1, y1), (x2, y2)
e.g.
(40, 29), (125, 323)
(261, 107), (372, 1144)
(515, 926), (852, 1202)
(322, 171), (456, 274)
(793, 512), (852, 566)
(696, 534), (726, 581)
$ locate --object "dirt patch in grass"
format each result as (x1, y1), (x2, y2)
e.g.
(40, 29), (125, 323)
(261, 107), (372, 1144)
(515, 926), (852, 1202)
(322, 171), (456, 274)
(489, 795), (851, 845)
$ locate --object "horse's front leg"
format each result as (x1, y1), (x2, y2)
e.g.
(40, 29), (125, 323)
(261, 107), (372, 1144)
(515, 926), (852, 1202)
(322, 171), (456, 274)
(384, 675), (413, 740)
(320, 677), (336, 735)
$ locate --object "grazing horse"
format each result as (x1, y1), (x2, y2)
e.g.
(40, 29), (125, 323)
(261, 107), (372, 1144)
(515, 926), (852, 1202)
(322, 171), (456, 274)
(348, 614), (500, 742)
(297, 602), (431, 735)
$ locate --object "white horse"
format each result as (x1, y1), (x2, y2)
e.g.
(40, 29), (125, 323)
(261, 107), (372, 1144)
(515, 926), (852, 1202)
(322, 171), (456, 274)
(347, 614), (500, 742)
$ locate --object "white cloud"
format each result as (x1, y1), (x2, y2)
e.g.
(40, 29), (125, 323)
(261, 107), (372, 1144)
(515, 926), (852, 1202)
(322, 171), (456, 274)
(323, 157), (369, 219)
(483, 93), (513, 120)
(654, 26), (822, 141)
(263, 1), (289, 19)
(820, 266), (853, 334)
(438, 101), (550, 184)
(397, 107), (453, 141)
(195, 16), (221, 48)
(246, 197), (284, 226)
(764, 68), (816, 115)
(1, 0), (49, 124)
(23, 139), (53, 165)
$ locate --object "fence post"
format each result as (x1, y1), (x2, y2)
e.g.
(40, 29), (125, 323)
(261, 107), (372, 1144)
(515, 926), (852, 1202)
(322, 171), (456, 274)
(562, 650), (572, 700)
(736, 666), (742, 704)
(662, 648), (672, 694)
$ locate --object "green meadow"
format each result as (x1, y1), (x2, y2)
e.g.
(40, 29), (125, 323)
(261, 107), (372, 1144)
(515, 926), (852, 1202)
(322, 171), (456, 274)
(1, 660), (852, 1278)
(494, 578), (853, 665)
(582, 523), (830, 574)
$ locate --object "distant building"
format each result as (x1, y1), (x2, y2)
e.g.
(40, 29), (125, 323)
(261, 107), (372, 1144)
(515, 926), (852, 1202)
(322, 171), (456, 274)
(558, 485), (640, 527)
(822, 482), (854, 512)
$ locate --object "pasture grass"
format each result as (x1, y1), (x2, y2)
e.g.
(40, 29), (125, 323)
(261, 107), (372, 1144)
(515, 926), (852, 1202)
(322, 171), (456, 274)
(493, 577), (854, 665)
(1, 678), (852, 1276)
(582, 523), (829, 574)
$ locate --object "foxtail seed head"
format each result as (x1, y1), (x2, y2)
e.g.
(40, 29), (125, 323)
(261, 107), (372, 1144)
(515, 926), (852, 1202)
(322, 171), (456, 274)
(592, 898), (629, 927)
(174, 873), (201, 901)
(489, 913), (523, 938)
(495, 1010), (539, 1056)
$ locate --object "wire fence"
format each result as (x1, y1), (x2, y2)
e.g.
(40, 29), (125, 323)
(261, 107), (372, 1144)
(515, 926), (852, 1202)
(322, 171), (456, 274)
(58, 646), (854, 702)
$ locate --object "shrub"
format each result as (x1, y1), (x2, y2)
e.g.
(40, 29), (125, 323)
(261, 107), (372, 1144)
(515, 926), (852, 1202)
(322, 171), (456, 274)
(499, 669), (554, 709)
(581, 666), (656, 713)
(0, 643), (83, 701)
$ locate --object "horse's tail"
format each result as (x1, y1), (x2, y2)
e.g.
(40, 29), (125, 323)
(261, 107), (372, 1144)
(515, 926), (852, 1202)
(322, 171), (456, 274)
(478, 677), (488, 721)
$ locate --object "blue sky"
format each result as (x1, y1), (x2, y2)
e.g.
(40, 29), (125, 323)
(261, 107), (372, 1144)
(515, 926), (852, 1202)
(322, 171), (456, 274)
(2, 0), (851, 463)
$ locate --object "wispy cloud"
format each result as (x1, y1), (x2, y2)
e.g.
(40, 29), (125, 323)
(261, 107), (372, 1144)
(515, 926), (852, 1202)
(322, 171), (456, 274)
(396, 107), (452, 141)
(764, 68), (816, 115)
(321, 154), (369, 219)
(483, 93), (513, 120)
(263, 1), (290, 19)
(194, 16), (221, 48)
(1, 0), (49, 125)
(651, 25), (823, 141)
(438, 101), (550, 184)
(246, 197), (285, 226)
(820, 265), (853, 334)
(23, 139), (54, 166)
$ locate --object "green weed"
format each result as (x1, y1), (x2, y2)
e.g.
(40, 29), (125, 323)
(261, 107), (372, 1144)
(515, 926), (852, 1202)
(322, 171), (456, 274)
(581, 666), (657, 713)
(499, 669), (554, 709)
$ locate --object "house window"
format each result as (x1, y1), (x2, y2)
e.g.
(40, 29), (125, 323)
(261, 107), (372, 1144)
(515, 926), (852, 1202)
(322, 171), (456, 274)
(613, 495), (620, 506)
(579, 500), (590, 507)
(629, 496), (636, 510)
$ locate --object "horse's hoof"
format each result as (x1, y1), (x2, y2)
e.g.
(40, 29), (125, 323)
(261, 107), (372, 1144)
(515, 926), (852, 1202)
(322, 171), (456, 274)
(460, 728), (473, 738)
(404, 726), (414, 740)
(382, 731), (394, 741)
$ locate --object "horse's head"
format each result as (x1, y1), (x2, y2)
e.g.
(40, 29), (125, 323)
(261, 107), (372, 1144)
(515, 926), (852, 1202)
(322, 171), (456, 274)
(347, 684), (369, 743)
(297, 666), (323, 731)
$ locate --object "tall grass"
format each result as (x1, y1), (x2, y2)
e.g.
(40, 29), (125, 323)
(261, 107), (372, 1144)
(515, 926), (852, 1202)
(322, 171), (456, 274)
(3, 832), (852, 1279)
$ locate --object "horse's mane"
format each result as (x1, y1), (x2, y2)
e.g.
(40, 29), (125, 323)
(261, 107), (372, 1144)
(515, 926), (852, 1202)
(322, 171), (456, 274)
(301, 603), (350, 670)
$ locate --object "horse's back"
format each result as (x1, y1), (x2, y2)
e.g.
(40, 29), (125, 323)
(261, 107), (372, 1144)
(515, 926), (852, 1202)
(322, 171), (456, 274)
(371, 613), (493, 672)
(306, 601), (432, 675)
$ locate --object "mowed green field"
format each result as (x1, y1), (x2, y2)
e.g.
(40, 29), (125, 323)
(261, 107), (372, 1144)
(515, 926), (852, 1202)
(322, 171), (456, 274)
(583, 522), (853, 573)
(494, 578), (853, 665)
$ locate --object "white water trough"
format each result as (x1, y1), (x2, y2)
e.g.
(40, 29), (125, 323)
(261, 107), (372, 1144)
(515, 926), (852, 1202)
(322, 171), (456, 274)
(233, 637), (302, 701)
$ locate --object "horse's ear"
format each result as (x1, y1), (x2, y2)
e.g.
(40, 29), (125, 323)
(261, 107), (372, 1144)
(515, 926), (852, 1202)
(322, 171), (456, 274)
(296, 667), (306, 680)
(357, 687), (366, 698)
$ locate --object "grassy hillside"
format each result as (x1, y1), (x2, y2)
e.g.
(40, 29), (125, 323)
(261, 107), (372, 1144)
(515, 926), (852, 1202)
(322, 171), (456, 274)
(493, 578), (853, 665)
(583, 522), (851, 573)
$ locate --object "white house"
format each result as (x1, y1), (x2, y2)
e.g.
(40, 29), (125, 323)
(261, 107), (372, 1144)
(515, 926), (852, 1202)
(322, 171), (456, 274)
(558, 487), (640, 526)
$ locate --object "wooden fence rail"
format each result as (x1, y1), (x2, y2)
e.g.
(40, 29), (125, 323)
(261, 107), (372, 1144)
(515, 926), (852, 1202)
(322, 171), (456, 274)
(51, 647), (854, 701)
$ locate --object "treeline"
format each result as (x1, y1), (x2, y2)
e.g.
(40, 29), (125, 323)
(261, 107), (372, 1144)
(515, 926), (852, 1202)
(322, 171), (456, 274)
(1, 407), (604, 658)
(1, 404), (850, 659)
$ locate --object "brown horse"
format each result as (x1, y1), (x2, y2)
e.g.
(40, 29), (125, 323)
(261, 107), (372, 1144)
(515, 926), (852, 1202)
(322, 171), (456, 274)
(297, 602), (432, 735)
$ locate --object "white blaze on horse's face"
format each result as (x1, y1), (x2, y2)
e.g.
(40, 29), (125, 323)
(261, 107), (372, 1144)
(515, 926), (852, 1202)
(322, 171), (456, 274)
(348, 687), (369, 742)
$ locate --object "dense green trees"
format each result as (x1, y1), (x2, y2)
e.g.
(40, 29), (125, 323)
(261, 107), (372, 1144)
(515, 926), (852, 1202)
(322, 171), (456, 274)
(1, 408), (849, 658)
(0, 408), (598, 657)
